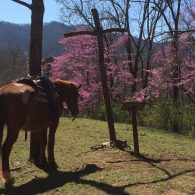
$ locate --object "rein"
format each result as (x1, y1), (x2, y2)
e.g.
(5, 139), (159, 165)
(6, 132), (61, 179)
(64, 108), (76, 121)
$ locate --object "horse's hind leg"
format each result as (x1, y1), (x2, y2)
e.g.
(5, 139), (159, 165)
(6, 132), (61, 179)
(0, 118), (4, 178)
(39, 128), (48, 167)
(48, 121), (59, 169)
(2, 128), (19, 186)
(0, 119), (4, 153)
(0, 96), (4, 149)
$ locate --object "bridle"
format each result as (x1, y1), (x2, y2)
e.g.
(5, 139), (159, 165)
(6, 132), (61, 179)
(63, 98), (78, 121)
(66, 109), (76, 121)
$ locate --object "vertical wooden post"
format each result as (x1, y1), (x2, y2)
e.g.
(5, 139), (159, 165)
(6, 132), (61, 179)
(91, 8), (116, 142)
(123, 101), (144, 156)
(132, 110), (139, 155)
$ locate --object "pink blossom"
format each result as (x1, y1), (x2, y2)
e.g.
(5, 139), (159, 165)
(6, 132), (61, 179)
(134, 33), (195, 102)
(52, 31), (135, 108)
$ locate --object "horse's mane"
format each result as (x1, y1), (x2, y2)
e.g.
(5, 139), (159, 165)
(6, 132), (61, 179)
(51, 78), (78, 88)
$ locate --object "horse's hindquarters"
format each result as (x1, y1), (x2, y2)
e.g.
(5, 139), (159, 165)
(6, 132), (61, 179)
(0, 83), (51, 131)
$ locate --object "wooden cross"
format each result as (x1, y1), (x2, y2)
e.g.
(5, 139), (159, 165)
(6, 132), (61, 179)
(64, 8), (127, 143)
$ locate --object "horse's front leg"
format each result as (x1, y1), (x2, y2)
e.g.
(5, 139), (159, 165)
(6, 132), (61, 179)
(39, 128), (48, 167)
(1, 128), (19, 187)
(48, 120), (59, 170)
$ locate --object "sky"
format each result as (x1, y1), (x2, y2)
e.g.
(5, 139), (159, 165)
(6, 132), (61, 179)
(0, 0), (61, 24)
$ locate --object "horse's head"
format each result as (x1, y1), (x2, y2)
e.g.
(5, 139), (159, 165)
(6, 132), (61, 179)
(52, 79), (81, 117)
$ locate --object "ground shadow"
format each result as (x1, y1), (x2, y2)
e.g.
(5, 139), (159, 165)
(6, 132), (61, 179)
(1, 153), (194, 194)
(190, 187), (195, 195)
(107, 151), (195, 192)
(122, 150), (195, 163)
(118, 152), (195, 190)
(0, 164), (130, 195)
(124, 168), (195, 189)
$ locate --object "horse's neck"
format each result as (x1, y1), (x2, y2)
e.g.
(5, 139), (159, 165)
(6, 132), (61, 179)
(53, 82), (69, 102)
(58, 101), (64, 115)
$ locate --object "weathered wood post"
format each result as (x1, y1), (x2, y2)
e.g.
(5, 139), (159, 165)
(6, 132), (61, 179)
(64, 8), (127, 143)
(123, 100), (145, 156)
(91, 8), (116, 142)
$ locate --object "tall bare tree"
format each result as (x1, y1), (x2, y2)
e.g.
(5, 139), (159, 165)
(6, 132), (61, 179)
(153, 0), (182, 132)
(12, 0), (45, 164)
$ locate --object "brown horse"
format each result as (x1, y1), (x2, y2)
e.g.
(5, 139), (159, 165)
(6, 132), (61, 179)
(0, 78), (80, 186)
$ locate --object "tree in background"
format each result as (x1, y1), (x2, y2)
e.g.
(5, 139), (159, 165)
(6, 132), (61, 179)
(0, 47), (27, 83)
(55, 0), (163, 139)
(55, 0), (195, 134)
(55, 0), (162, 93)
(134, 1), (195, 103)
(153, 0), (182, 132)
(52, 30), (134, 109)
(134, 34), (195, 102)
(132, 2), (195, 132)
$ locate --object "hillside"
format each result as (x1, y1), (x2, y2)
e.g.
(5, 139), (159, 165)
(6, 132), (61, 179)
(0, 21), (71, 57)
(0, 21), (73, 82)
(0, 118), (194, 194)
(0, 21), (159, 83)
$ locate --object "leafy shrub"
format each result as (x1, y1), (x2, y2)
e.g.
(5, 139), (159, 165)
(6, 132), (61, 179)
(80, 98), (195, 136)
(138, 98), (195, 135)
(82, 102), (129, 123)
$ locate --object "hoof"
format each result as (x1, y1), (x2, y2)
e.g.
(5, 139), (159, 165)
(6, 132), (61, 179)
(37, 157), (48, 169)
(2, 171), (15, 187)
(4, 177), (15, 188)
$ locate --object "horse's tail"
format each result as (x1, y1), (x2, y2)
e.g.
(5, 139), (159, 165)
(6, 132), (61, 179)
(0, 95), (4, 154)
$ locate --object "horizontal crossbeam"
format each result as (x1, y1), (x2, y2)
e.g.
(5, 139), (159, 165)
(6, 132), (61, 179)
(64, 28), (128, 38)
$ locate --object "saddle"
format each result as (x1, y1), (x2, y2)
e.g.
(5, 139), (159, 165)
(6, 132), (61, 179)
(17, 76), (58, 115)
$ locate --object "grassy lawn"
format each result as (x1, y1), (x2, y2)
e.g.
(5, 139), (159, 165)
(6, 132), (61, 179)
(0, 117), (195, 195)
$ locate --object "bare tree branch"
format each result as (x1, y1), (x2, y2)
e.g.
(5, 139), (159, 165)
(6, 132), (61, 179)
(11, 0), (32, 9)
(153, 0), (173, 34)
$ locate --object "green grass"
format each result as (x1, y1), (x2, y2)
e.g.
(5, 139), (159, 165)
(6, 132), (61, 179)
(0, 118), (195, 195)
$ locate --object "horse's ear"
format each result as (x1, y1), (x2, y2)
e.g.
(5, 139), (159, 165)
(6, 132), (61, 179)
(52, 79), (59, 84)
(77, 84), (82, 89)
(52, 79), (61, 89)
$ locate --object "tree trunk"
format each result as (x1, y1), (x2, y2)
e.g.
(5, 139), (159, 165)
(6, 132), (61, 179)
(29, 0), (44, 76)
(171, 35), (180, 133)
(28, 0), (45, 165)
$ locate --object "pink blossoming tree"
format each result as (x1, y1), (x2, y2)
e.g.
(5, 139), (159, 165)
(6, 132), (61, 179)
(133, 33), (195, 103)
(52, 30), (134, 109)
